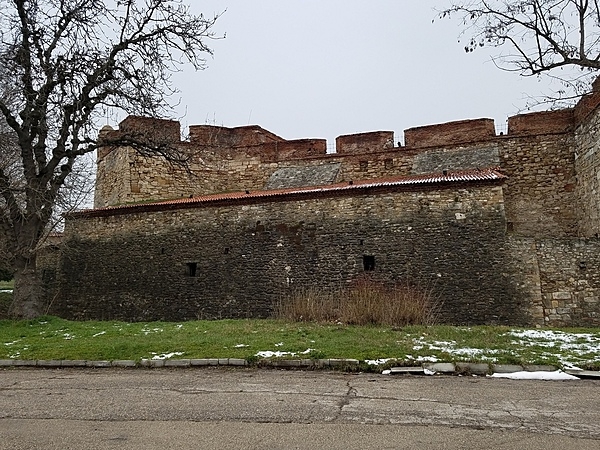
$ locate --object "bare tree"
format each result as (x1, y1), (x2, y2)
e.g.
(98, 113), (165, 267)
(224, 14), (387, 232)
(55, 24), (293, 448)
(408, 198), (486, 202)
(0, 0), (221, 319)
(440, 0), (600, 101)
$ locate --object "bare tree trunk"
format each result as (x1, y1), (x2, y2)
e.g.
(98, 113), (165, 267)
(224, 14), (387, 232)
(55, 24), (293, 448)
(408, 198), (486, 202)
(9, 257), (44, 319)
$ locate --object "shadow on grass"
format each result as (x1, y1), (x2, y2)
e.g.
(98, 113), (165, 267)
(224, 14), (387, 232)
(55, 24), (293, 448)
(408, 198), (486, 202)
(0, 292), (12, 320)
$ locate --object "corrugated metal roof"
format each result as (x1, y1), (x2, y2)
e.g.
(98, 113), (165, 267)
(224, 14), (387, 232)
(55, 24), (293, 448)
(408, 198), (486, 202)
(73, 167), (506, 217)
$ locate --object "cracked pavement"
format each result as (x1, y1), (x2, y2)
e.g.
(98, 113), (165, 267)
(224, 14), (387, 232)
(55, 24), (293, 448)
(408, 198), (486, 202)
(0, 368), (598, 449)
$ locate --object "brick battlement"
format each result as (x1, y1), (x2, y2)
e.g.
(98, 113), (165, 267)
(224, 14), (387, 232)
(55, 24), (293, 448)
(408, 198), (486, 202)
(188, 124), (284, 146)
(404, 119), (496, 148)
(101, 104), (597, 161)
(507, 109), (574, 136)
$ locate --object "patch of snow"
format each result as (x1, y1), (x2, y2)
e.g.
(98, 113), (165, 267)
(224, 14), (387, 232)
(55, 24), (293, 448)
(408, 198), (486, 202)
(381, 369), (392, 375)
(4, 340), (20, 346)
(151, 352), (184, 360)
(175, 324), (183, 329)
(234, 344), (249, 348)
(424, 368), (436, 375)
(509, 329), (596, 342)
(489, 370), (580, 381)
(63, 333), (74, 340)
(255, 349), (315, 358)
(92, 331), (106, 338)
(365, 358), (393, 366)
(0, 289), (12, 293)
(275, 342), (284, 347)
(142, 327), (164, 336)
(507, 330), (600, 363)
(415, 355), (440, 362)
(256, 350), (295, 358)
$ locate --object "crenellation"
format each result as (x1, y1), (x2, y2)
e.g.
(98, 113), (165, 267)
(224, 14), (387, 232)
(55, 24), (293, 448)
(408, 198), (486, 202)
(335, 131), (395, 155)
(404, 119), (496, 148)
(507, 109), (575, 136)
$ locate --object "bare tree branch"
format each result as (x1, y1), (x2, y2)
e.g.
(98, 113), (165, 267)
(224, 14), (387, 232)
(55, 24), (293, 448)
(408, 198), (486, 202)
(0, 0), (222, 318)
(440, 0), (600, 101)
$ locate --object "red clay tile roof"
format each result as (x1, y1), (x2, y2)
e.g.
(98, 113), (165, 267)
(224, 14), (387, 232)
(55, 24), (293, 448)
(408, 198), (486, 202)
(71, 167), (506, 218)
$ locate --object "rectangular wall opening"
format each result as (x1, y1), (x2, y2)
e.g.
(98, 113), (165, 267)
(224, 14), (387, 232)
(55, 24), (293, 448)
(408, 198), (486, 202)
(186, 262), (198, 277)
(363, 255), (375, 271)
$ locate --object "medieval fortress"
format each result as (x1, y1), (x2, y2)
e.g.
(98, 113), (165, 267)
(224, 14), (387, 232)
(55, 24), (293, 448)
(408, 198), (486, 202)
(46, 79), (600, 327)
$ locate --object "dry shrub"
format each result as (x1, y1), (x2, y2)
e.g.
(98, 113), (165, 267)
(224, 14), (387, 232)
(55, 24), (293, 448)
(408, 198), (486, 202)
(276, 276), (440, 326)
(275, 287), (340, 323)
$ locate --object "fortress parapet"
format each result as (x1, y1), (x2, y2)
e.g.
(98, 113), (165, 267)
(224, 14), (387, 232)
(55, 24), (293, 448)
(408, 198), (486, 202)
(404, 118), (496, 148)
(189, 124), (283, 146)
(507, 110), (574, 136)
(336, 131), (394, 155)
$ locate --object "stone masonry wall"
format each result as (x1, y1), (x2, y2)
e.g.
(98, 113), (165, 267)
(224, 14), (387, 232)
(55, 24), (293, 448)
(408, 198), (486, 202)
(535, 238), (600, 326)
(575, 101), (600, 237)
(497, 133), (577, 238)
(54, 182), (533, 325)
(505, 236), (600, 327)
(71, 90), (600, 328)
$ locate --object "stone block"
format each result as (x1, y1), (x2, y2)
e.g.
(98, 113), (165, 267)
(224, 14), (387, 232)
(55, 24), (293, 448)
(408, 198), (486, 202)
(542, 296), (553, 308)
(523, 364), (557, 372)
(61, 360), (87, 367)
(227, 358), (247, 366)
(217, 358), (229, 366)
(0, 360), (14, 367)
(329, 359), (359, 366)
(456, 362), (490, 375)
(86, 360), (112, 368)
(423, 362), (456, 373)
(491, 364), (524, 373)
(37, 360), (62, 367)
(164, 359), (191, 367)
(13, 360), (35, 367)
(112, 360), (136, 367)
(553, 291), (572, 300)
(272, 360), (301, 367)
(190, 359), (210, 366)
(530, 306), (544, 318)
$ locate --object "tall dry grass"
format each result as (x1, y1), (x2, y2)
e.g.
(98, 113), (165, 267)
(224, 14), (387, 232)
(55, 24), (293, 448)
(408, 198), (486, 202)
(276, 277), (440, 326)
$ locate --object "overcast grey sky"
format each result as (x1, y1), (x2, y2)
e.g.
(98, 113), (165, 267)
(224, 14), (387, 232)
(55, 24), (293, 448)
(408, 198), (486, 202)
(165, 1), (558, 146)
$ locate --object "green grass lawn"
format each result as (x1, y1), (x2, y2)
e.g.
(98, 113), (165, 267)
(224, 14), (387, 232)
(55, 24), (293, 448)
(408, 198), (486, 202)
(0, 280), (13, 290)
(0, 316), (599, 370)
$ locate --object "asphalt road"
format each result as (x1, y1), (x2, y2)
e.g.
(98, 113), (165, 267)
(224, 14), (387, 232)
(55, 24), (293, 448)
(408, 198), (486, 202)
(0, 368), (598, 449)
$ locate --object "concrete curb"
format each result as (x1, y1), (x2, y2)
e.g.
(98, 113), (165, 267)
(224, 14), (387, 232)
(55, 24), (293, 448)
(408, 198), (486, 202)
(0, 358), (598, 378)
(420, 362), (565, 376)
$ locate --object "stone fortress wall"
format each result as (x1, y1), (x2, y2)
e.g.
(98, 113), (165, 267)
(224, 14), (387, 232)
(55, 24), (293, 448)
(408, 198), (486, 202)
(94, 105), (581, 241)
(48, 80), (600, 327)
